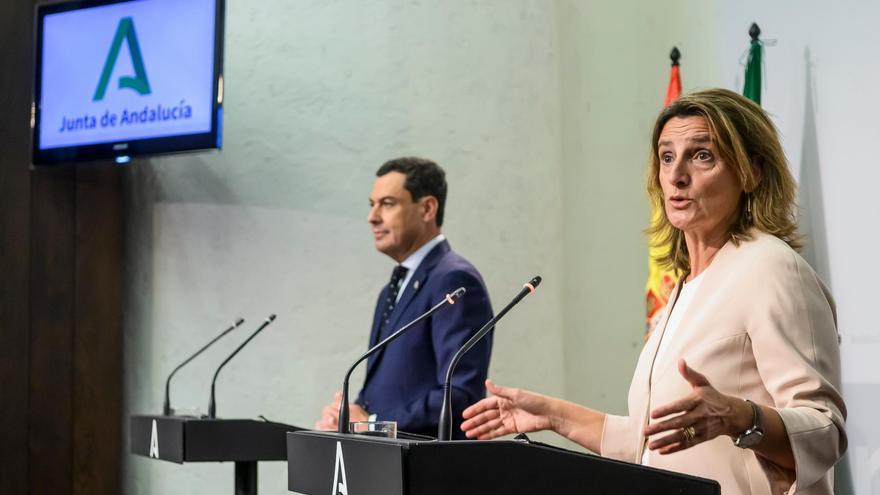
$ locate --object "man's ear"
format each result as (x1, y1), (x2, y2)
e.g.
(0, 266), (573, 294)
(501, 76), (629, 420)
(420, 196), (439, 223)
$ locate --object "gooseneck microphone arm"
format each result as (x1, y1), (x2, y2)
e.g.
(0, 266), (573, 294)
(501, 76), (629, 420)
(437, 276), (542, 441)
(337, 287), (466, 434)
(163, 318), (245, 416)
(207, 314), (276, 419)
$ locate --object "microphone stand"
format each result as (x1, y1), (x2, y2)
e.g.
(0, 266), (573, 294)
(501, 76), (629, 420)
(437, 276), (541, 440)
(207, 314), (276, 419)
(163, 318), (245, 415)
(337, 288), (465, 433)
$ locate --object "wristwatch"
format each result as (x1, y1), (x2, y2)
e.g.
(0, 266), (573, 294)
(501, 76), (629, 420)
(734, 399), (764, 449)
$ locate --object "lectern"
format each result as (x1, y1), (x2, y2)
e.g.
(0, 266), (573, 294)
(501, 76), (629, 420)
(287, 430), (720, 495)
(131, 415), (304, 495)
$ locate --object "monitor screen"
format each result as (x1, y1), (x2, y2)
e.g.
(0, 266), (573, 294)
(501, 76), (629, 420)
(33, 0), (224, 165)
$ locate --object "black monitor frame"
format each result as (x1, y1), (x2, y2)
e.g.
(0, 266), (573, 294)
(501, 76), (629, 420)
(31, 0), (225, 166)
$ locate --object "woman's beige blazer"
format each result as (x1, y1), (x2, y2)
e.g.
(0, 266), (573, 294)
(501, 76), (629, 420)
(601, 231), (846, 495)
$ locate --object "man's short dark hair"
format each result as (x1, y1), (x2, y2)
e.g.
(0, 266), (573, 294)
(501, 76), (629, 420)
(377, 157), (448, 227)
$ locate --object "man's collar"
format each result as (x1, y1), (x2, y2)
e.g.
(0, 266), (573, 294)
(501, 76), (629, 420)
(400, 234), (446, 271)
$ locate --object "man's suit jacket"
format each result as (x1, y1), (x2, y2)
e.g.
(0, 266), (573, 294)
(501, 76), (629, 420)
(601, 231), (846, 495)
(356, 240), (493, 438)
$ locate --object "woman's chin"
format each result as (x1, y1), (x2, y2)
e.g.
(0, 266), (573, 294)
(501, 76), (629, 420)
(667, 217), (695, 232)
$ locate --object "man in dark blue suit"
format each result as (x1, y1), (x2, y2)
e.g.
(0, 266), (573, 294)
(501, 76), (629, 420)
(315, 157), (493, 438)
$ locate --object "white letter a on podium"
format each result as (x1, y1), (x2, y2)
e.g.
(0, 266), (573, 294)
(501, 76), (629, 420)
(149, 419), (159, 458)
(331, 441), (349, 495)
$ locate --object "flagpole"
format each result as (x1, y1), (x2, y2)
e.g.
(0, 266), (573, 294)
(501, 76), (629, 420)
(743, 22), (762, 104)
(663, 46), (682, 109)
(647, 47), (683, 340)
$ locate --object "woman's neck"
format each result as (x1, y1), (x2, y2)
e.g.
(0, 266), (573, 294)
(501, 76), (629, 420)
(684, 229), (730, 281)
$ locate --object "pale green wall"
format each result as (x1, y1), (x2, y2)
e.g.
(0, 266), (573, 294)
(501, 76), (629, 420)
(557, 0), (720, 419)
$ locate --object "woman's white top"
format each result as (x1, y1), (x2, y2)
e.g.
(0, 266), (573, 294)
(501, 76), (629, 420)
(640, 272), (705, 466)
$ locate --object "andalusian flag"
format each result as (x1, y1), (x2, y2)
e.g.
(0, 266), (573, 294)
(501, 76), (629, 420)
(743, 23), (762, 104)
(645, 47), (682, 339)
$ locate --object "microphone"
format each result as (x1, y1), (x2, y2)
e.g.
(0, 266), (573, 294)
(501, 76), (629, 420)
(206, 314), (277, 419)
(437, 276), (542, 440)
(337, 288), (466, 434)
(162, 318), (245, 415)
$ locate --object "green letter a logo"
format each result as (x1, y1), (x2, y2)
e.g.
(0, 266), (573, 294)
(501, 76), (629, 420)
(93, 17), (151, 101)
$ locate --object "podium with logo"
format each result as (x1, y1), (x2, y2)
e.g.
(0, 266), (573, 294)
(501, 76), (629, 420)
(131, 415), (304, 495)
(286, 430), (720, 495)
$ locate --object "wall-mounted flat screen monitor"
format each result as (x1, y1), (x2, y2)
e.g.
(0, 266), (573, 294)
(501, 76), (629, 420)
(32, 0), (225, 165)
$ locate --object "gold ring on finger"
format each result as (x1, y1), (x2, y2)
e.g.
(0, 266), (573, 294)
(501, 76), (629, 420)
(682, 425), (696, 442)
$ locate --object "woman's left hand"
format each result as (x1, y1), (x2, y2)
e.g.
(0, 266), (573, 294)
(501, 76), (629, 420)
(644, 358), (753, 455)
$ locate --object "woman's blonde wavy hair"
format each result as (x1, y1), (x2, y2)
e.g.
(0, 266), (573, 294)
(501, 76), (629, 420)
(647, 88), (801, 273)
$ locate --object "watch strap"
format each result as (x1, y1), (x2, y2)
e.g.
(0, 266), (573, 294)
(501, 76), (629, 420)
(734, 399), (764, 448)
(746, 399), (763, 431)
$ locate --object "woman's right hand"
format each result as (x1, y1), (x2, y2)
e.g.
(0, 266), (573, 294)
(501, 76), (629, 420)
(461, 379), (555, 440)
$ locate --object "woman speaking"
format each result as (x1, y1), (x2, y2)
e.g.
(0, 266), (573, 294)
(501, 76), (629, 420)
(461, 89), (846, 495)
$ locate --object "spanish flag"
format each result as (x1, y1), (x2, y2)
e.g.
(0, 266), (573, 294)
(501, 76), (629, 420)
(645, 47), (682, 339)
